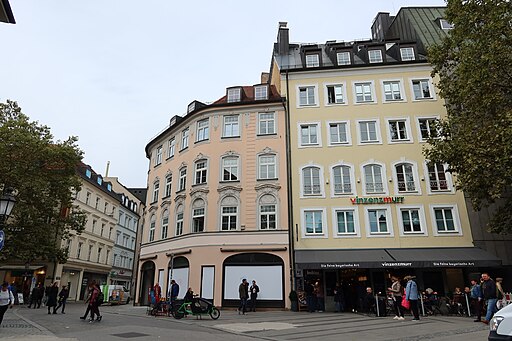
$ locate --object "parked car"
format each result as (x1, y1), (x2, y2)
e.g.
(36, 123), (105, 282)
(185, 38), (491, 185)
(103, 285), (131, 305)
(489, 303), (512, 340)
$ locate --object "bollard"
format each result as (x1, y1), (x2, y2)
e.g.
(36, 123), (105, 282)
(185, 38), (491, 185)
(465, 294), (471, 317)
(420, 293), (425, 316)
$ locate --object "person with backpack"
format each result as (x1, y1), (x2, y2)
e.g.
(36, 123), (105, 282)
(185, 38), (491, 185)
(0, 281), (14, 327)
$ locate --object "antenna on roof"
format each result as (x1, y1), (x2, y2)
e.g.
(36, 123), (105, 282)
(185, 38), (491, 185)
(105, 161), (110, 177)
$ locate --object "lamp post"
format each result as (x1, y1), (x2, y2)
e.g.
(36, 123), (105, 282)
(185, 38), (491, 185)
(0, 188), (16, 252)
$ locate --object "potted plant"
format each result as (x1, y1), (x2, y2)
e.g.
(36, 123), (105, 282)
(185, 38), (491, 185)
(289, 290), (298, 312)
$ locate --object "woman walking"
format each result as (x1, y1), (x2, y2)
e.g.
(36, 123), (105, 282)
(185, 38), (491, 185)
(388, 276), (405, 320)
(0, 281), (14, 327)
(46, 282), (58, 315)
(405, 275), (420, 321)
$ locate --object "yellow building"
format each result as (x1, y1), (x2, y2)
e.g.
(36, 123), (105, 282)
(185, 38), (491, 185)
(270, 23), (500, 309)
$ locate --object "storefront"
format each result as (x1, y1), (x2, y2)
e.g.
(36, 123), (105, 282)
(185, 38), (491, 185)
(0, 265), (46, 303)
(295, 247), (502, 312)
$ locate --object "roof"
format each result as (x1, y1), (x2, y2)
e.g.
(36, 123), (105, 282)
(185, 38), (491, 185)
(212, 84), (281, 105)
(0, 0), (15, 24)
(76, 162), (120, 201)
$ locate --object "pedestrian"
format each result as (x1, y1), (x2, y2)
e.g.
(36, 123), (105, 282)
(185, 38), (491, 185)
(80, 282), (93, 320)
(168, 279), (179, 312)
(333, 282), (345, 313)
(0, 281), (14, 327)
(153, 282), (162, 303)
(482, 273), (497, 324)
(388, 276), (405, 320)
(88, 282), (102, 322)
(54, 285), (69, 314)
(405, 275), (420, 321)
(496, 277), (506, 310)
(238, 278), (249, 315)
(249, 280), (260, 312)
(304, 280), (316, 313)
(8, 282), (18, 305)
(46, 282), (58, 315)
(470, 279), (483, 322)
(315, 281), (325, 312)
(28, 285), (40, 309)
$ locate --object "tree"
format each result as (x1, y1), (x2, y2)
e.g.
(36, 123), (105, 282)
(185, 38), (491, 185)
(0, 100), (86, 263)
(426, 0), (512, 233)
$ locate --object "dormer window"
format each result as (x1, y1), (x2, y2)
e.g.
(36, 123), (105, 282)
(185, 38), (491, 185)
(305, 54), (320, 68)
(440, 19), (454, 30)
(336, 52), (351, 66)
(187, 102), (196, 113)
(97, 176), (102, 185)
(107, 184), (112, 191)
(400, 47), (415, 61)
(227, 88), (241, 103)
(85, 169), (92, 178)
(254, 85), (268, 100)
(368, 50), (383, 63)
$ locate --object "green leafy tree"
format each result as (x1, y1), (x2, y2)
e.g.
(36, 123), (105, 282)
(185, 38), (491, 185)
(0, 100), (86, 263)
(426, 0), (512, 233)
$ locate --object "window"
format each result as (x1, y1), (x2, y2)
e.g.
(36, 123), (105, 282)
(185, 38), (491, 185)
(187, 102), (196, 113)
(298, 86), (316, 106)
(178, 167), (187, 191)
(428, 163), (449, 191)
(227, 88), (241, 103)
(329, 122), (349, 145)
(97, 177), (102, 185)
(335, 210), (355, 235)
(400, 47), (415, 61)
(254, 85), (268, 100)
(304, 210), (324, 235)
(194, 160), (207, 185)
(104, 202), (108, 214)
(434, 207), (457, 233)
(222, 156), (239, 181)
(368, 50), (383, 63)
(152, 181), (159, 203)
(326, 84), (345, 104)
(97, 247), (102, 263)
(95, 197), (100, 209)
(168, 138), (175, 158)
(388, 120), (409, 142)
(354, 82), (373, 103)
(175, 206), (184, 236)
(87, 245), (93, 261)
(412, 79), (433, 99)
(196, 119), (209, 142)
(383, 81), (403, 101)
(109, 227), (113, 239)
(258, 112), (275, 135)
(258, 154), (276, 179)
(418, 118), (438, 140)
(259, 204), (276, 230)
(337, 52), (351, 65)
(192, 200), (205, 232)
(368, 209), (389, 234)
(161, 210), (169, 239)
(85, 169), (92, 178)
(105, 250), (110, 265)
(221, 197), (238, 231)
(332, 165), (352, 195)
(77, 242), (83, 259)
(101, 223), (105, 237)
(85, 192), (91, 205)
(92, 220), (97, 234)
(300, 124), (319, 146)
(400, 208), (422, 233)
(305, 54), (319, 67)
(439, 19), (454, 30)
(149, 215), (155, 242)
(164, 174), (172, 197)
(364, 164), (384, 193)
(359, 120), (379, 143)
(395, 163), (416, 192)
(223, 115), (240, 137)
(181, 128), (189, 149)
(155, 146), (162, 165)
(302, 166), (321, 196)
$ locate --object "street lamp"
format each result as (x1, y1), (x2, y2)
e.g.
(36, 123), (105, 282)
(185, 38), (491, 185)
(0, 188), (16, 228)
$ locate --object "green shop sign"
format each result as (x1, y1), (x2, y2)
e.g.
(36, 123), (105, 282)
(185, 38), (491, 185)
(350, 196), (404, 204)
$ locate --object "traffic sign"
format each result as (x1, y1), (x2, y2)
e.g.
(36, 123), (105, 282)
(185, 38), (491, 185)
(0, 230), (4, 251)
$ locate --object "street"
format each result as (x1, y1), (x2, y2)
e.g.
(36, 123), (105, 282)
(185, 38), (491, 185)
(0, 303), (490, 341)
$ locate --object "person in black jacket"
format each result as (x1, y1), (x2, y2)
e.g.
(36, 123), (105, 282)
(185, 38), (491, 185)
(46, 282), (59, 315)
(481, 273), (497, 324)
(249, 280), (260, 312)
(54, 285), (69, 314)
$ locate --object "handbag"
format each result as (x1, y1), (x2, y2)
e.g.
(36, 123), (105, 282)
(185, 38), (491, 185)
(401, 296), (410, 309)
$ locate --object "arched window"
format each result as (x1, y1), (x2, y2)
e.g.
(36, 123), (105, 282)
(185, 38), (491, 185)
(395, 163), (416, 192)
(178, 167), (187, 191)
(192, 199), (205, 233)
(161, 209), (169, 239)
(220, 196), (239, 231)
(259, 194), (277, 230)
(302, 166), (321, 195)
(149, 214), (156, 242)
(152, 181), (160, 203)
(332, 165), (352, 194)
(175, 204), (184, 236)
(363, 164), (384, 194)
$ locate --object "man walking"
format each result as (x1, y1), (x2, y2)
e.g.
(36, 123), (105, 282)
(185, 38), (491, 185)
(470, 279), (483, 322)
(54, 285), (69, 314)
(249, 280), (260, 312)
(482, 273), (497, 324)
(238, 279), (249, 315)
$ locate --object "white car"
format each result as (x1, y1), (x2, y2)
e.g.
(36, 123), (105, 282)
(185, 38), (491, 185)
(489, 303), (512, 340)
(104, 285), (131, 305)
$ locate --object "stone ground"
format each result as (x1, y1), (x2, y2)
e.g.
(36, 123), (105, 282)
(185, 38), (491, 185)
(0, 303), (490, 340)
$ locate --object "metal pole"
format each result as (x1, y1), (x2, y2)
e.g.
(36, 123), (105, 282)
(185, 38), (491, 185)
(465, 294), (471, 317)
(375, 294), (380, 317)
(420, 293), (425, 316)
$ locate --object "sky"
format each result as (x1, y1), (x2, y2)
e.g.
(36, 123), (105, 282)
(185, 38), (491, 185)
(0, 0), (446, 188)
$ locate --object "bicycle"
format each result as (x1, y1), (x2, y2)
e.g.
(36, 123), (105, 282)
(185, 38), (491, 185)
(172, 297), (220, 320)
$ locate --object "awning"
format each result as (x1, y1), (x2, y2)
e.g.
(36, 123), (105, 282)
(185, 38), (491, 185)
(0, 265), (45, 271)
(295, 247), (502, 269)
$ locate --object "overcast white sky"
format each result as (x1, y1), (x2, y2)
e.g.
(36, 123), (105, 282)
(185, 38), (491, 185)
(1, 0), (446, 188)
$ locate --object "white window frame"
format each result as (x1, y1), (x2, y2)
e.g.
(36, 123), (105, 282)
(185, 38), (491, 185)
(164, 174), (172, 197)
(300, 165), (325, 198)
(178, 167), (187, 191)
(357, 119), (381, 145)
(227, 88), (241, 103)
(298, 122), (322, 147)
(155, 146), (162, 166)
(258, 154), (277, 180)
(254, 85), (268, 100)
(305, 54), (320, 68)
(430, 204), (462, 236)
(152, 181), (159, 203)
(296, 84), (318, 108)
(410, 78), (436, 101)
(353, 81), (376, 104)
(381, 79), (406, 102)
(168, 138), (175, 158)
(192, 206), (205, 233)
(221, 156), (239, 182)
(258, 195), (278, 230)
(439, 19), (454, 30)
(194, 160), (208, 185)
(223, 114), (240, 137)
(424, 161), (454, 194)
(196, 119), (209, 142)
(149, 215), (156, 242)
(324, 82), (347, 106)
(258, 112), (276, 135)
(392, 161), (421, 195)
(175, 207), (184, 236)
(364, 206), (394, 237)
(368, 49), (383, 63)
(300, 208), (328, 239)
(416, 116), (440, 142)
(161, 209), (169, 239)
(336, 51), (351, 65)
(386, 117), (413, 144)
(181, 128), (189, 150)
(332, 207), (360, 238)
(400, 47), (415, 61)
(361, 162), (388, 195)
(220, 203), (239, 231)
(396, 205), (427, 236)
(327, 120), (351, 146)
(330, 163), (356, 197)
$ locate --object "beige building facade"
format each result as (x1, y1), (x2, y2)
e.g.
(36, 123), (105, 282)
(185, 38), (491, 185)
(136, 83), (291, 308)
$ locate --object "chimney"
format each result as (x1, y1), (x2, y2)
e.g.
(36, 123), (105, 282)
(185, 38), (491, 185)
(260, 72), (270, 84)
(277, 22), (289, 55)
